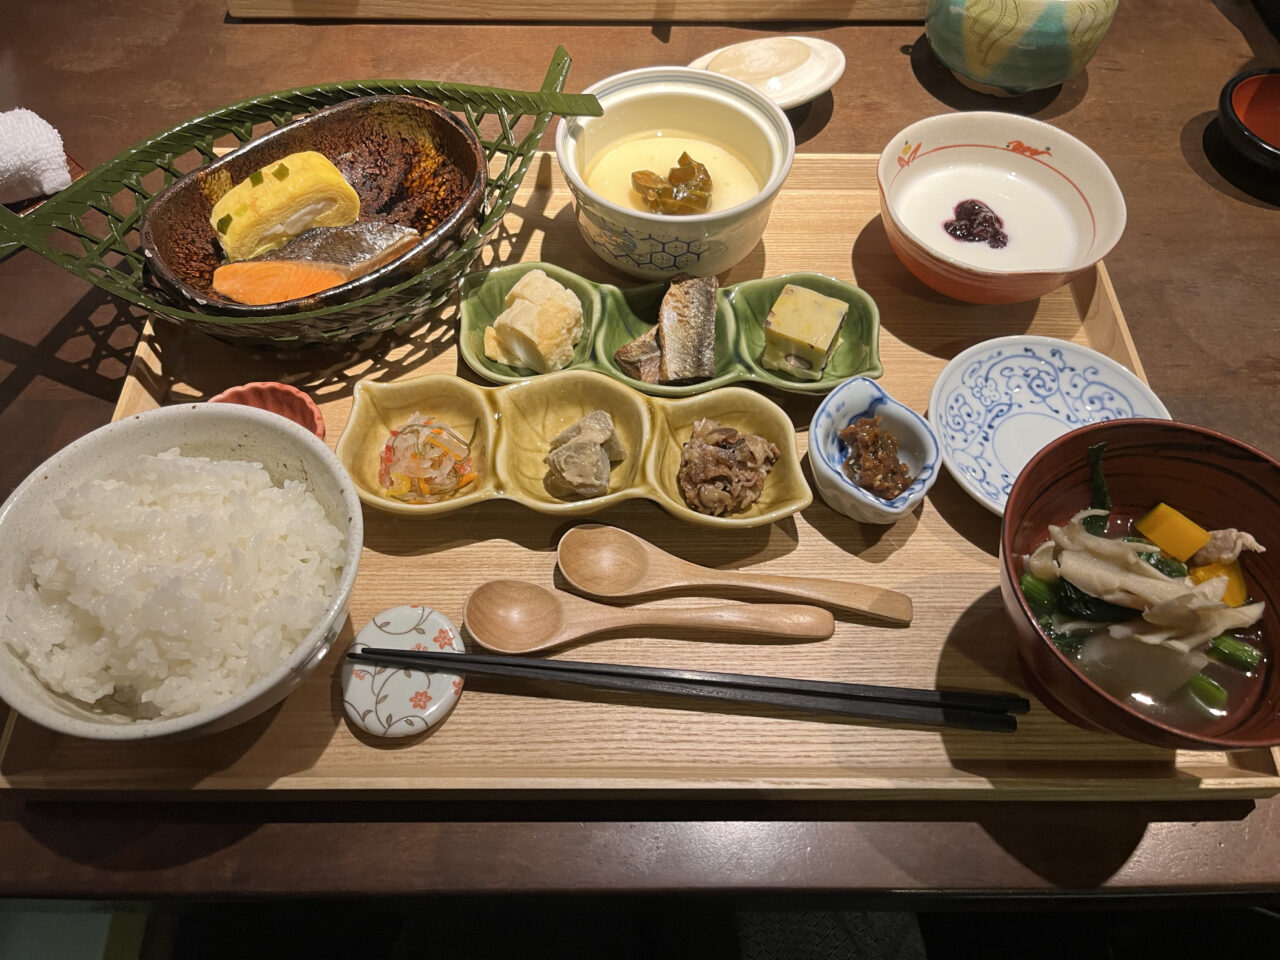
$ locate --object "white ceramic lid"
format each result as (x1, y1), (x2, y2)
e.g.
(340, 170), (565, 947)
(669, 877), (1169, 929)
(689, 36), (845, 110)
(341, 605), (465, 738)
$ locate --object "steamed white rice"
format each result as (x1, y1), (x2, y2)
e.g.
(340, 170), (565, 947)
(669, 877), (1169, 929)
(3, 448), (346, 719)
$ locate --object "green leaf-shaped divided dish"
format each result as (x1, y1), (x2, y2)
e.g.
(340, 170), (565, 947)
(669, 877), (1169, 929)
(458, 263), (883, 397)
(335, 369), (811, 529)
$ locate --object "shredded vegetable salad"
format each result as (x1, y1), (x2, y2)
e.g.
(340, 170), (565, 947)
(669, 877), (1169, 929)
(378, 413), (478, 504)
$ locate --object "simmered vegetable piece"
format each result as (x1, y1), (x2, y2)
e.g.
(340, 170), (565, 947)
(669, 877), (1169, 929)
(1124, 537), (1189, 579)
(1055, 577), (1137, 623)
(1206, 633), (1263, 672)
(631, 152), (713, 215)
(1134, 503), (1212, 563)
(1189, 559), (1248, 607)
(1018, 573), (1056, 616)
(1186, 672), (1229, 711)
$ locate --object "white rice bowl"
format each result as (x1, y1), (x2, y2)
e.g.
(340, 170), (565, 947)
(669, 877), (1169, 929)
(0, 404), (362, 741)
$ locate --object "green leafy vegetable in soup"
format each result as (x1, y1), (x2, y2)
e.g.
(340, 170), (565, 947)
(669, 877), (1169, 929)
(1082, 442), (1111, 535)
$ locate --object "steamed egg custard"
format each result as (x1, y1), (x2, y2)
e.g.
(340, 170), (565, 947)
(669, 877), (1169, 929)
(586, 132), (762, 214)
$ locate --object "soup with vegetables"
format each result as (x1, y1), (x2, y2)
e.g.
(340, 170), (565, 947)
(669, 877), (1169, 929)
(1019, 443), (1268, 733)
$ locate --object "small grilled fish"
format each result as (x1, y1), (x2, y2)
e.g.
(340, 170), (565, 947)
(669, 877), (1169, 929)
(212, 221), (420, 305)
(613, 324), (662, 383)
(657, 273), (717, 383)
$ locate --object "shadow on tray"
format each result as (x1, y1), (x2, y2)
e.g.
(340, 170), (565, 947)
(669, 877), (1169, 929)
(927, 587), (1260, 886)
(137, 305), (459, 409)
(925, 471), (1001, 558)
(849, 214), (1040, 360)
(363, 500), (799, 567)
(9, 622), (358, 867)
(904, 33), (1090, 121)
(0, 284), (147, 418)
(799, 459), (921, 565)
(788, 91), (835, 148)
(1181, 109), (1280, 208)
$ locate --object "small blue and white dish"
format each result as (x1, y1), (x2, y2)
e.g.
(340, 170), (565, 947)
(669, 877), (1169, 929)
(809, 377), (940, 524)
(928, 335), (1171, 517)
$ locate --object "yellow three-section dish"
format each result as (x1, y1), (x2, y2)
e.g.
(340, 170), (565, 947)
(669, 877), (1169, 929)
(335, 369), (811, 528)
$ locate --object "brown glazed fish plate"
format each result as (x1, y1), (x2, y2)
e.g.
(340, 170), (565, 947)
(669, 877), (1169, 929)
(139, 95), (487, 317)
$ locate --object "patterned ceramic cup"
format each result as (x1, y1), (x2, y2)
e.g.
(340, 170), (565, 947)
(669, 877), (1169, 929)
(554, 67), (794, 280)
(926, 0), (1119, 97)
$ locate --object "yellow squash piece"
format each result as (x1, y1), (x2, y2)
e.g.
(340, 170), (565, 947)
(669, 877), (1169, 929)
(1134, 503), (1212, 563)
(209, 151), (360, 262)
(1189, 559), (1249, 607)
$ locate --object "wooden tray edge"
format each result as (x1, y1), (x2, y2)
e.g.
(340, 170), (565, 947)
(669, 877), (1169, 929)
(225, 1), (929, 23)
(6, 152), (1271, 802)
(4, 777), (1278, 803)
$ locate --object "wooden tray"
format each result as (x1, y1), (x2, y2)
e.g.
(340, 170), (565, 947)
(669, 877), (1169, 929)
(3, 154), (1278, 800)
(226, 1), (928, 23)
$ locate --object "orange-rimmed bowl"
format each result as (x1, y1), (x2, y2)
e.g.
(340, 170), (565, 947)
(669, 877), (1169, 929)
(877, 112), (1126, 304)
(209, 382), (325, 440)
(1218, 68), (1280, 174)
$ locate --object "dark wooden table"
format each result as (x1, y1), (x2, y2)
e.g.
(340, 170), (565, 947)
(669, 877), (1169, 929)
(2, 0), (1280, 898)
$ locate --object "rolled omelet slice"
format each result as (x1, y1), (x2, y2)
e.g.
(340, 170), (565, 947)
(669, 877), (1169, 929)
(209, 151), (360, 262)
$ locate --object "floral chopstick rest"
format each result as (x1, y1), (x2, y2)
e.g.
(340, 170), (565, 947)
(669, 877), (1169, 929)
(341, 605), (465, 738)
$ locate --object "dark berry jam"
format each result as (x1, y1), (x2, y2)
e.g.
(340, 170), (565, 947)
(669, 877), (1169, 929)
(943, 199), (1008, 249)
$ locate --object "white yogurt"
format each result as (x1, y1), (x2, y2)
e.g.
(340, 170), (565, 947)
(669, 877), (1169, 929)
(894, 164), (1080, 271)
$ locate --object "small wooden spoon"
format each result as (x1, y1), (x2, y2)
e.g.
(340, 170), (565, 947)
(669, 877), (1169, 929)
(463, 580), (835, 655)
(557, 524), (913, 624)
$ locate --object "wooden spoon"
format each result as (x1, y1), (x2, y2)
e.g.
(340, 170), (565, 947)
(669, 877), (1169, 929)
(557, 524), (913, 624)
(463, 580), (835, 655)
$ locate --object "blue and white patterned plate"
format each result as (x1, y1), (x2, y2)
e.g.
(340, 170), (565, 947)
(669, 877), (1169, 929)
(927, 336), (1171, 516)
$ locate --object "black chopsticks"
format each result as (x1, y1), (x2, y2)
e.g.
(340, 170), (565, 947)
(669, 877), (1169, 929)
(347, 647), (1029, 733)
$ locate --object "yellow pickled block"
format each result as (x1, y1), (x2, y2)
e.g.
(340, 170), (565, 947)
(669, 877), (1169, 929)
(209, 151), (360, 261)
(1134, 503), (1212, 562)
(1189, 559), (1249, 607)
(760, 284), (846, 381)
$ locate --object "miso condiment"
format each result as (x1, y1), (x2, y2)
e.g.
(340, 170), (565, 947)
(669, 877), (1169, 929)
(840, 416), (913, 500)
(631, 152), (713, 215)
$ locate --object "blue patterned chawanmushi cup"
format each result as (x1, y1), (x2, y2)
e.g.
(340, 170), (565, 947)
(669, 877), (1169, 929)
(554, 67), (795, 281)
(808, 377), (940, 524)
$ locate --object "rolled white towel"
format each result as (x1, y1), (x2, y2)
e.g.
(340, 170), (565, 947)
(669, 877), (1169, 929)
(0, 108), (73, 205)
